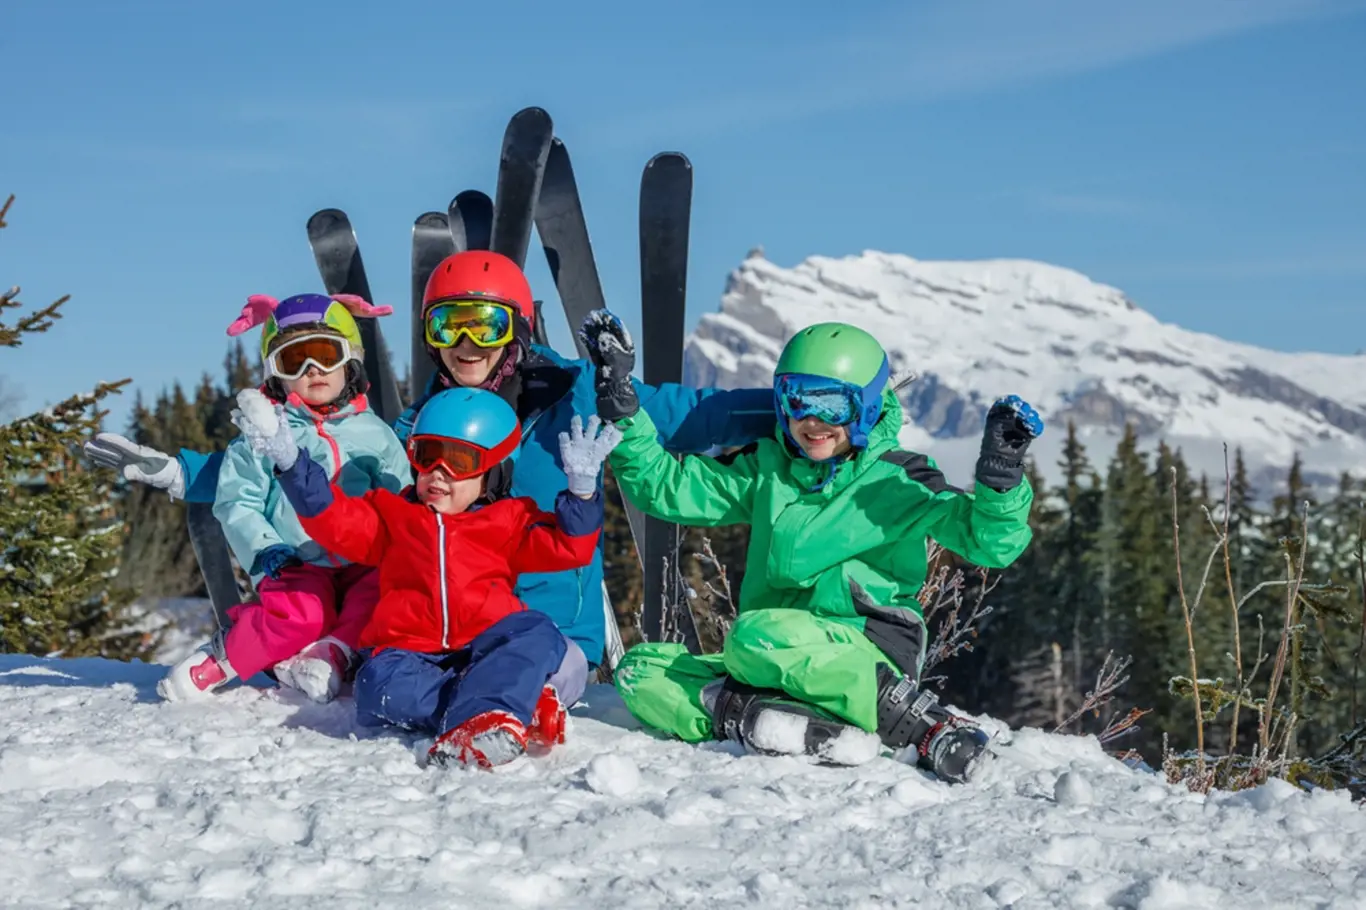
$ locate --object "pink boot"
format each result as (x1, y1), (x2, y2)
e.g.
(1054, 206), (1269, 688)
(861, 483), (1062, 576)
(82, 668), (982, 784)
(158, 633), (238, 701)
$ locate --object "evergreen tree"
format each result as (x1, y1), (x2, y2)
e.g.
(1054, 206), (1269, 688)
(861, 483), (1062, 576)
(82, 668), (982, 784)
(0, 194), (151, 659)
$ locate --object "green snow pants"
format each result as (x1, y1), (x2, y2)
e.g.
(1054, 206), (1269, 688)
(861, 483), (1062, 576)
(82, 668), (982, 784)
(613, 608), (900, 743)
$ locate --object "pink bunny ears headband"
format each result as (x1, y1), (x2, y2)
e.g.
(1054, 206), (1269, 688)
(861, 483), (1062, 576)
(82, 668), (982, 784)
(225, 293), (395, 336)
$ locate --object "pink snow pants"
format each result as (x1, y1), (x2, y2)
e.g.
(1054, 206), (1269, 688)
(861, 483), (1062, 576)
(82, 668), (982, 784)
(223, 562), (379, 680)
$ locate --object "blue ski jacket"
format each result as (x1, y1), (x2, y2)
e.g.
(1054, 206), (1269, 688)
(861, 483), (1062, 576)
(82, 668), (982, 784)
(178, 344), (774, 665)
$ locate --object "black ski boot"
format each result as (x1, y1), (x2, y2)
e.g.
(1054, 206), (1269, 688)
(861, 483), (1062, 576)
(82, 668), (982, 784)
(706, 678), (880, 766)
(875, 666), (991, 784)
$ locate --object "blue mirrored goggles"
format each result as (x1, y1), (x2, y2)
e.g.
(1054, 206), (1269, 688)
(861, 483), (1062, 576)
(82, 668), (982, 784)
(775, 373), (862, 426)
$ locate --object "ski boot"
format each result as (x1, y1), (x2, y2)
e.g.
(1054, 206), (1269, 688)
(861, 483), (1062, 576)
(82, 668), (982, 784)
(875, 666), (991, 784)
(429, 711), (527, 770)
(158, 630), (238, 701)
(274, 636), (354, 704)
(706, 678), (881, 766)
(526, 685), (567, 752)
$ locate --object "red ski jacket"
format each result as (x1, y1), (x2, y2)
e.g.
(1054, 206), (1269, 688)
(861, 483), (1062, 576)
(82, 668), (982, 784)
(278, 448), (602, 653)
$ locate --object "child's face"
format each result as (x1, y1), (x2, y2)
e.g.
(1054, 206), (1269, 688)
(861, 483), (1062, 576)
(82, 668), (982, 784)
(283, 365), (347, 407)
(416, 466), (486, 515)
(440, 337), (505, 388)
(788, 415), (852, 462)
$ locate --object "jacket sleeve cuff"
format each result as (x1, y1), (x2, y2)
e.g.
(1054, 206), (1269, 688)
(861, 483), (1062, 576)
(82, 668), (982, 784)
(554, 489), (604, 537)
(971, 477), (1033, 513)
(275, 448), (334, 518)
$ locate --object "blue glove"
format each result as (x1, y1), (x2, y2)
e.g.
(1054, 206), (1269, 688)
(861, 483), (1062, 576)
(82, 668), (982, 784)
(252, 544), (301, 580)
(976, 395), (1044, 492)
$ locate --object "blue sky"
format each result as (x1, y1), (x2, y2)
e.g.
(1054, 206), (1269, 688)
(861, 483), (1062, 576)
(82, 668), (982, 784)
(3, 0), (1364, 429)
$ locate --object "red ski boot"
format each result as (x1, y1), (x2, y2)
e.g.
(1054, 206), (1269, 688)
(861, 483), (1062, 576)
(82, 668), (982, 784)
(526, 686), (566, 752)
(429, 711), (527, 770)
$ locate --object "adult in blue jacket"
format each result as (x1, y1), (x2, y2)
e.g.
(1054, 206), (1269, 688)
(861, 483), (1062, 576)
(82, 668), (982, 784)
(86, 251), (772, 702)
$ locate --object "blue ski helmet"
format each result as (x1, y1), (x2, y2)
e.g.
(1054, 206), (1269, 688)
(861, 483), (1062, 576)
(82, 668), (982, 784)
(408, 388), (522, 484)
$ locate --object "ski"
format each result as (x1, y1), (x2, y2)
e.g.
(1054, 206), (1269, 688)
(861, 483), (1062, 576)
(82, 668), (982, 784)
(411, 212), (456, 401)
(306, 209), (404, 425)
(186, 502), (240, 632)
(489, 107), (554, 268)
(534, 137), (601, 359)
(449, 189), (493, 253)
(637, 152), (700, 651)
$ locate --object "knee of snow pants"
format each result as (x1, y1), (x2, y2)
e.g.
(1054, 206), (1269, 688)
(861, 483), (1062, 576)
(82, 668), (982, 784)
(353, 648), (454, 733)
(614, 643), (728, 743)
(223, 563), (339, 679)
(721, 609), (896, 733)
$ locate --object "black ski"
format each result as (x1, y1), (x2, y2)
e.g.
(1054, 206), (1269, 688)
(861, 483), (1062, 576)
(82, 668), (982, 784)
(410, 212), (456, 401)
(637, 152), (700, 651)
(490, 107), (554, 268)
(534, 137), (601, 360)
(186, 502), (240, 632)
(306, 209), (404, 425)
(449, 189), (493, 253)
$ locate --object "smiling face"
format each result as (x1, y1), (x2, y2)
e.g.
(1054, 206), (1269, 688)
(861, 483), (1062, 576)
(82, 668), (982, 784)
(415, 465), (486, 515)
(787, 415), (853, 462)
(282, 365), (347, 407)
(439, 337), (506, 387)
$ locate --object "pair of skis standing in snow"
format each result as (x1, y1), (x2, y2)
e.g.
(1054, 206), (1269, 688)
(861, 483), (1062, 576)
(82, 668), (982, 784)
(86, 243), (1043, 781)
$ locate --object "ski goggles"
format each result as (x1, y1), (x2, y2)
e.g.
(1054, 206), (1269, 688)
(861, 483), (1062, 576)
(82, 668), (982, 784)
(407, 433), (519, 480)
(424, 300), (516, 349)
(266, 333), (354, 380)
(775, 373), (862, 427)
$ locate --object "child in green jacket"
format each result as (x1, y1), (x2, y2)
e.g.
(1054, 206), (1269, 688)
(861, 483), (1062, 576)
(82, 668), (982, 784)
(576, 312), (1042, 783)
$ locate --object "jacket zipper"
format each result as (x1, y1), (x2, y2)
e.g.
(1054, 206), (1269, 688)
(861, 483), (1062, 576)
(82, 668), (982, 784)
(436, 511), (450, 648)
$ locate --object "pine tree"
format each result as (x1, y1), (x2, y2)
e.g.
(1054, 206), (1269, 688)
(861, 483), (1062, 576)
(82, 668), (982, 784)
(0, 194), (151, 658)
(1054, 422), (1104, 695)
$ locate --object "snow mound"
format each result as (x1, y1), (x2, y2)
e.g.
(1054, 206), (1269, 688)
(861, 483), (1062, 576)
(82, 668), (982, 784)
(2, 653), (1364, 908)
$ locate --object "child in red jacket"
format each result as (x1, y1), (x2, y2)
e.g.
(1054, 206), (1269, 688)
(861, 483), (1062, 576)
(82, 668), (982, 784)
(230, 385), (619, 769)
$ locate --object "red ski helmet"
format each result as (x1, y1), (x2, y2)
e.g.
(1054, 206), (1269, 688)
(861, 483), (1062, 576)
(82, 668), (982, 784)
(423, 251), (535, 330)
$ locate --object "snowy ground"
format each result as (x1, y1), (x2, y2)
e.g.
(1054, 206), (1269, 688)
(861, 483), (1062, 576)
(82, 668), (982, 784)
(2, 654), (1364, 910)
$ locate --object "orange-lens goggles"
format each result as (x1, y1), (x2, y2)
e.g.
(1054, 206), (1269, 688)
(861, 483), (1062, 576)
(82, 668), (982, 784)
(268, 334), (351, 379)
(424, 300), (515, 349)
(407, 435), (499, 480)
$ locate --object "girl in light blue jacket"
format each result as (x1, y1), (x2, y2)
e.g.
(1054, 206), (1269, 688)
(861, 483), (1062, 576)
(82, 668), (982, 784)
(158, 293), (411, 705)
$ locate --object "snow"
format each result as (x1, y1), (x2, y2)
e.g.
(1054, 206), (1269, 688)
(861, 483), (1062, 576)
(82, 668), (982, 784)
(686, 251), (1366, 494)
(3, 652), (1365, 908)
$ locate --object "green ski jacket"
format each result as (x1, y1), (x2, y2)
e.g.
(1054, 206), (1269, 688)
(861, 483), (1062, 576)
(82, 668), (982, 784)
(608, 389), (1034, 675)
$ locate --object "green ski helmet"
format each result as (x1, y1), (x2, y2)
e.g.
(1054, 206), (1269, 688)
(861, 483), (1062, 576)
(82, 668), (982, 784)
(773, 322), (891, 450)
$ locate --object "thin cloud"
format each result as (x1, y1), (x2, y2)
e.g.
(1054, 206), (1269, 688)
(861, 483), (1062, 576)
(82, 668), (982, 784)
(1115, 251), (1366, 280)
(595, 0), (1366, 145)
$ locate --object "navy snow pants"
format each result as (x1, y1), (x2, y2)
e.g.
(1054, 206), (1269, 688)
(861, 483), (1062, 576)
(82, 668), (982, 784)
(354, 610), (568, 735)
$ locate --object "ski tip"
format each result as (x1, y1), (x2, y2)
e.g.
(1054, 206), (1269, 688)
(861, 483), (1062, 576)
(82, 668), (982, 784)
(509, 105), (552, 125)
(306, 208), (349, 231)
(644, 151), (691, 170)
(452, 189), (494, 210)
(414, 211), (448, 229)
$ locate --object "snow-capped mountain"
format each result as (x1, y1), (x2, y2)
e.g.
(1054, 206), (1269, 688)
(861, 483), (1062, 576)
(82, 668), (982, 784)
(685, 249), (1366, 496)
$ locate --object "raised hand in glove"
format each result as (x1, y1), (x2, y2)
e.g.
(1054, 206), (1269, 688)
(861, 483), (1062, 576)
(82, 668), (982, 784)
(976, 395), (1044, 492)
(252, 544), (302, 580)
(577, 309), (639, 422)
(84, 434), (186, 499)
(230, 389), (299, 471)
(558, 414), (623, 499)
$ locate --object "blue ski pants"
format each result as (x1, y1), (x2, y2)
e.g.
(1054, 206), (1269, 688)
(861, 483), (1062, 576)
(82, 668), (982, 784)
(354, 609), (568, 736)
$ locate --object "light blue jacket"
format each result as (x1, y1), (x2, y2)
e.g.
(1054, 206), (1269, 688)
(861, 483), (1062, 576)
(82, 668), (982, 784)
(213, 395), (411, 583)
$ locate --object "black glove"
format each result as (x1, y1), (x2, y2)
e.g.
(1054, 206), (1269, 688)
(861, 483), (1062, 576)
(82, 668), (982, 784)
(578, 309), (640, 422)
(975, 395), (1044, 492)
